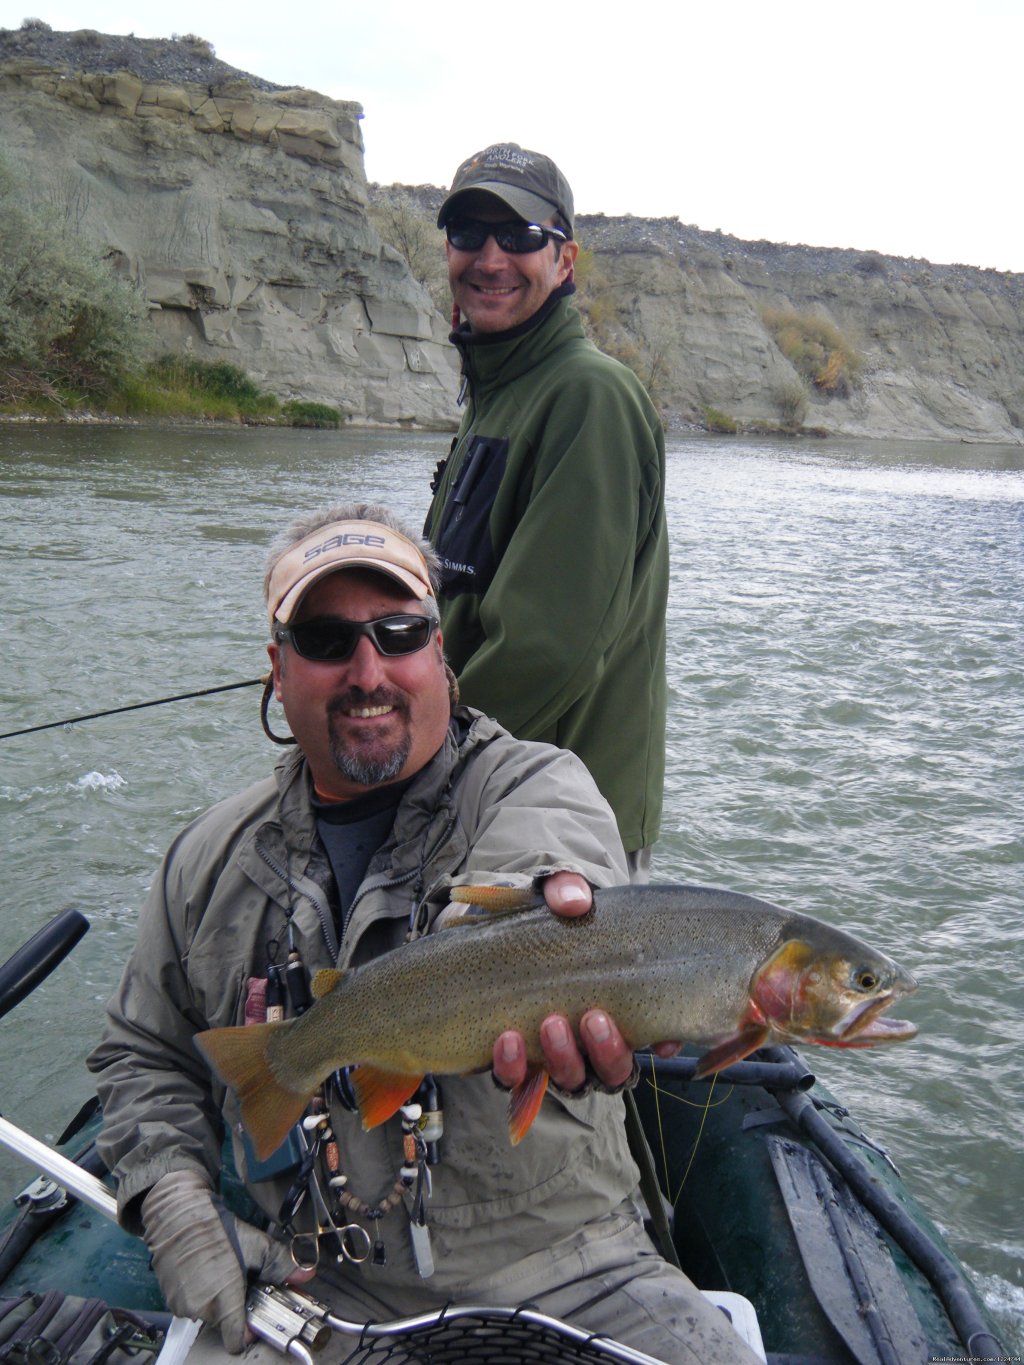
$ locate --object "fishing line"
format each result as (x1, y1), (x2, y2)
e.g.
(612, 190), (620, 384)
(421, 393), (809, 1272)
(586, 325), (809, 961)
(647, 1063), (671, 1195)
(642, 1061), (732, 1205)
(673, 1074), (718, 1207)
(0, 678), (265, 740)
(651, 1083), (733, 1112)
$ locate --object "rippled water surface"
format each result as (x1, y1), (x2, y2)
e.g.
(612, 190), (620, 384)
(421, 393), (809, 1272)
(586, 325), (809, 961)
(1, 424), (1021, 1346)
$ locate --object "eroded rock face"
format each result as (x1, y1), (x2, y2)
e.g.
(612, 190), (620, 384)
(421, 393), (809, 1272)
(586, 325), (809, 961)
(574, 218), (1024, 443)
(368, 185), (1024, 443)
(3, 26), (1021, 442)
(0, 27), (459, 427)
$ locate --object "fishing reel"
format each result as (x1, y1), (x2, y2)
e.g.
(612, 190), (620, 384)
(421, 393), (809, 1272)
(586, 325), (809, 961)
(246, 1285), (331, 1358)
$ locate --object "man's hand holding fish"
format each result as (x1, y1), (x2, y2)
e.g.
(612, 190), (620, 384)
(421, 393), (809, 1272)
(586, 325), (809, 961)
(492, 871), (678, 1095)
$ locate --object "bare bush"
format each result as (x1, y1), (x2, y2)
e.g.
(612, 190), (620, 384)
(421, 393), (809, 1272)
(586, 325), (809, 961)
(0, 154), (146, 397)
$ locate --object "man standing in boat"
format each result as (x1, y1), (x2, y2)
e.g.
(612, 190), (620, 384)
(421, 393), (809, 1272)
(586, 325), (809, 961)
(425, 143), (668, 880)
(88, 505), (755, 1363)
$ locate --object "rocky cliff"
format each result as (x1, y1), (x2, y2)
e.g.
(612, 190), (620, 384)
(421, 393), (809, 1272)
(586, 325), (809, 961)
(577, 216), (1024, 443)
(2, 23), (1022, 443)
(0, 23), (459, 426)
(374, 184), (1024, 444)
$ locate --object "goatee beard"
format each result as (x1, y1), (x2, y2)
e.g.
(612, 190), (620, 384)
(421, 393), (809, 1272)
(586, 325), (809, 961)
(327, 687), (411, 787)
(333, 743), (411, 787)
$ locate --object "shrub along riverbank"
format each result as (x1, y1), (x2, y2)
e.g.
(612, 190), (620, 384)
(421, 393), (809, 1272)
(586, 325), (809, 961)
(0, 151), (342, 428)
(112, 357), (343, 428)
(1, 353), (345, 428)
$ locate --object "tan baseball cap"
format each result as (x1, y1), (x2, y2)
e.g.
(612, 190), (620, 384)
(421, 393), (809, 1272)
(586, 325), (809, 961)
(267, 520), (434, 627)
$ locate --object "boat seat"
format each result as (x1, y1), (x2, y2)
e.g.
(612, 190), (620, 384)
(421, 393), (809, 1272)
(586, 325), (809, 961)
(702, 1290), (767, 1361)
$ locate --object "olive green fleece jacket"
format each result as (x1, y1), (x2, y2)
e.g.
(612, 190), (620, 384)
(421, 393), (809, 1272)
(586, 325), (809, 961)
(425, 293), (668, 853)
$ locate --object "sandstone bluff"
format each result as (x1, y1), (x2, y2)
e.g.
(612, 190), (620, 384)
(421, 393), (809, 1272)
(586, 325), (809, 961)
(2, 23), (1022, 443)
(0, 23), (458, 427)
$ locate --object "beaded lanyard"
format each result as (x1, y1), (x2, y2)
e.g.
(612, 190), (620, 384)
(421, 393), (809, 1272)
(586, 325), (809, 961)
(329, 1097), (436, 1272)
(279, 1080), (442, 1276)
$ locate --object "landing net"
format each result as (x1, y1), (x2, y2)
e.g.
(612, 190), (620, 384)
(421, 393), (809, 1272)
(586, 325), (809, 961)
(334, 1303), (667, 1364)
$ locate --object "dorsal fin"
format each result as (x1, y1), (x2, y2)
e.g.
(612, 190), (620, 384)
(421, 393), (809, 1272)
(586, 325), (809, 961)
(446, 884), (542, 923)
(311, 967), (345, 999)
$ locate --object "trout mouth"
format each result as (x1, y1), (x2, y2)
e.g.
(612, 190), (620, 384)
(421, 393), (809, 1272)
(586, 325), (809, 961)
(750, 940), (919, 1049)
(831, 991), (919, 1045)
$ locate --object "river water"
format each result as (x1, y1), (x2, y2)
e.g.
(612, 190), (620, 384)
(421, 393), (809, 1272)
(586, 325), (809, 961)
(1, 422), (1021, 1346)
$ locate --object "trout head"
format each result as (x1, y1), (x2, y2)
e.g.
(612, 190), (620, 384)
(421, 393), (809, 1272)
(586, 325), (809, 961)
(749, 931), (919, 1049)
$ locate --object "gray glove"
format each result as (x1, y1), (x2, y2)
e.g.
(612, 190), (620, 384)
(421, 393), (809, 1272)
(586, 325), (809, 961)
(141, 1169), (296, 1353)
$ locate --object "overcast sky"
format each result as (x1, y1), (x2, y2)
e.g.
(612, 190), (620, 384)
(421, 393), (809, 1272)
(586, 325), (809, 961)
(12, 0), (1023, 272)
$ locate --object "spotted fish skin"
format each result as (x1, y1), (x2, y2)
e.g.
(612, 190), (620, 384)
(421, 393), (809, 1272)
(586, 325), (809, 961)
(196, 883), (918, 1158)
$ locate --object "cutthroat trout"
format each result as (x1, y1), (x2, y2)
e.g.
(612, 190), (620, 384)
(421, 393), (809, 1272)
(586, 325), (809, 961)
(197, 883), (918, 1159)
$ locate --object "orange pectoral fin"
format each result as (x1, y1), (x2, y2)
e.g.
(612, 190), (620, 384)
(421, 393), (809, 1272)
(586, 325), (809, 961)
(693, 1025), (770, 1080)
(507, 1067), (549, 1145)
(351, 1066), (424, 1130)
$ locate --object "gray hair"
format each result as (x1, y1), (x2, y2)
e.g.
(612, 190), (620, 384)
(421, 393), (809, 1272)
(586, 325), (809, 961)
(263, 502), (442, 617)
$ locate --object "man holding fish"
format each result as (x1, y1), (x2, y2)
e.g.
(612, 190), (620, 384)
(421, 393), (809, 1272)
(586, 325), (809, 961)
(88, 504), (766, 1363)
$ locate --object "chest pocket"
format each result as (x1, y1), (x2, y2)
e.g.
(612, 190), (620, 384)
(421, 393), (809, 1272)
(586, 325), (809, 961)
(434, 435), (509, 599)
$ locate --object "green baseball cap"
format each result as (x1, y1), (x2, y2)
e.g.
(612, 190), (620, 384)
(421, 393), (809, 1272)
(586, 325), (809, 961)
(437, 143), (575, 235)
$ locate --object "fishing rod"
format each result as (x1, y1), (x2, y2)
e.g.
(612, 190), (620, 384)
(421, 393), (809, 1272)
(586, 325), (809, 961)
(0, 678), (265, 741)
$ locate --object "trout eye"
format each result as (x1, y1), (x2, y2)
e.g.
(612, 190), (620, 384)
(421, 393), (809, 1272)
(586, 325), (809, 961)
(853, 966), (879, 992)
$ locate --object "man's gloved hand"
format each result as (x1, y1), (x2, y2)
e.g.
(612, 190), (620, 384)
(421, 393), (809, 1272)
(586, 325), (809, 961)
(141, 1169), (296, 1353)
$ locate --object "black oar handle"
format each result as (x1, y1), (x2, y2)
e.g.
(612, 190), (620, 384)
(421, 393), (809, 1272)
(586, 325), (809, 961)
(0, 908), (90, 1022)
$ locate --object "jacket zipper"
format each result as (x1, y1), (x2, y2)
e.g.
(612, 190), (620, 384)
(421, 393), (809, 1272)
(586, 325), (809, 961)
(255, 837), (339, 962)
(346, 806), (459, 947)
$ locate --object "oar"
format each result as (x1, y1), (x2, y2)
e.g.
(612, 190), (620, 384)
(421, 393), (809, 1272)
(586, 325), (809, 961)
(0, 1114), (117, 1219)
(0, 908), (89, 1022)
(0, 1110), (332, 1361)
(0, 912), (315, 1361)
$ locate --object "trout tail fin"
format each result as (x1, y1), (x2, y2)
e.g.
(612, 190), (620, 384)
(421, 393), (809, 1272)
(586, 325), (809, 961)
(196, 1021), (312, 1162)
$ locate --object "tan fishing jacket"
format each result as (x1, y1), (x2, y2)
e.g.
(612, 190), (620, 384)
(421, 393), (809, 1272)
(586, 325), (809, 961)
(87, 708), (639, 1297)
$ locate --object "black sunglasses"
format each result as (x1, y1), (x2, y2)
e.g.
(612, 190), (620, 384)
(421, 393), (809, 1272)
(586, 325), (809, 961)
(445, 219), (569, 255)
(274, 614), (437, 662)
